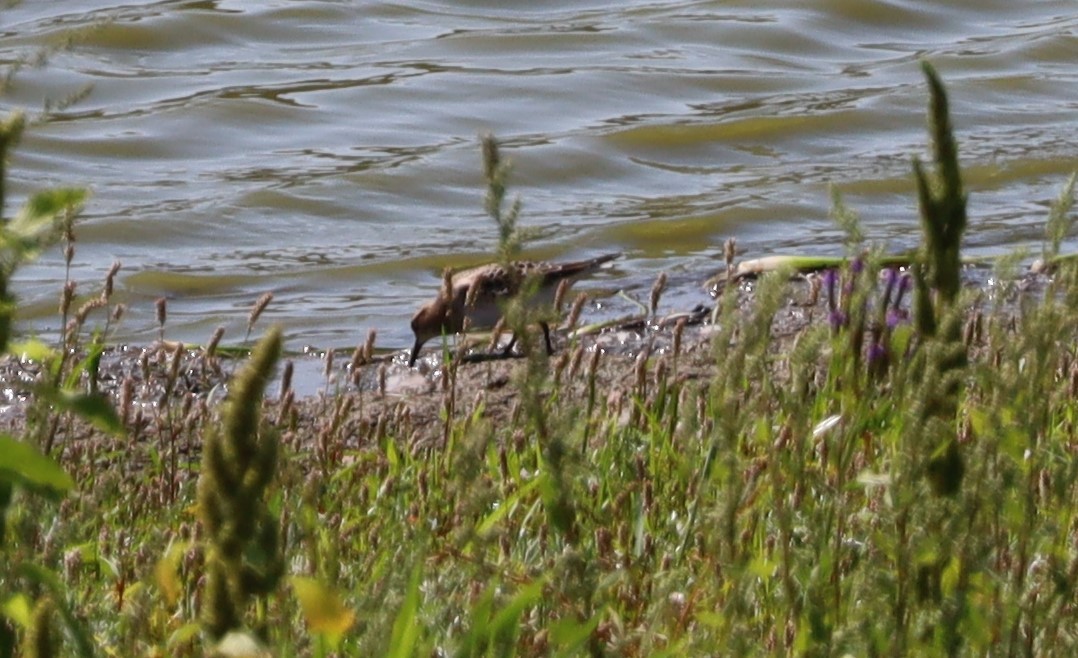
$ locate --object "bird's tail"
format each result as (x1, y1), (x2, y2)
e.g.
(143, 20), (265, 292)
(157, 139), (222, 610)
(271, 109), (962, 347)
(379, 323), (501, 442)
(586, 252), (621, 268)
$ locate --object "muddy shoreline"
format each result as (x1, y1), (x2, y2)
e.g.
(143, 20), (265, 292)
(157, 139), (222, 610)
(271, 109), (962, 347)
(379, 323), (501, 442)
(0, 266), (1039, 452)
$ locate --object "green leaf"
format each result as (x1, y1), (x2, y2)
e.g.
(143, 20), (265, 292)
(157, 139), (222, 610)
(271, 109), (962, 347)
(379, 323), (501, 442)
(16, 564), (95, 658)
(889, 324), (914, 361)
(0, 188), (84, 272)
(1, 593), (32, 628)
(7, 338), (56, 364)
(41, 389), (124, 437)
(476, 472), (542, 536)
(549, 613), (601, 658)
(459, 585), (495, 654)
(64, 337), (107, 390)
(385, 438), (400, 474)
(941, 556), (962, 595)
(489, 579), (544, 639)
(387, 565), (422, 658)
(748, 554), (777, 580)
(7, 188), (86, 240)
(291, 576), (355, 642)
(0, 435), (74, 495)
(166, 622), (202, 649)
(156, 542), (189, 607)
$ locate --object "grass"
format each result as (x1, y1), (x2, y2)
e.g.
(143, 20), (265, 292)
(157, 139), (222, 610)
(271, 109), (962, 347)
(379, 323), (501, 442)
(1, 63), (1078, 657)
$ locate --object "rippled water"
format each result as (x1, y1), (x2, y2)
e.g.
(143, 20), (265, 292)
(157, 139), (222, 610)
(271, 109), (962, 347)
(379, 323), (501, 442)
(2, 0), (1075, 353)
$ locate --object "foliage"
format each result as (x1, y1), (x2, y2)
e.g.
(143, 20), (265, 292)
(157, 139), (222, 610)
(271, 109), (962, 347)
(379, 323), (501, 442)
(197, 328), (284, 643)
(0, 77), (97, 658)
(0, 63), (1077, 658)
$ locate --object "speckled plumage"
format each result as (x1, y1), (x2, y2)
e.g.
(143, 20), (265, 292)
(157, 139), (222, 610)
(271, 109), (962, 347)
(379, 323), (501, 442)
(408, 253), (620, 366)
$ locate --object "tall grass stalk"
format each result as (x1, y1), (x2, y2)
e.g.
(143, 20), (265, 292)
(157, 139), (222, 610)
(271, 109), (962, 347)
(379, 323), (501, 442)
(197, 328), (284, 643)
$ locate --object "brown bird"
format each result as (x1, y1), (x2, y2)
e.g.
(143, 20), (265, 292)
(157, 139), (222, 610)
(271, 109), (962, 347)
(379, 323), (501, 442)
(408, 253), (620, 366)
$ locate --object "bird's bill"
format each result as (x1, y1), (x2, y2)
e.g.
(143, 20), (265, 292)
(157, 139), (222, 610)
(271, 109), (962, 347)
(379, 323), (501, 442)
(408, 338), (424, 367)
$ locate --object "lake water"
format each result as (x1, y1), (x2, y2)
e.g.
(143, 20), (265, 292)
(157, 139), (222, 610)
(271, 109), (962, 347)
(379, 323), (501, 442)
(2, 0), (1075, 355)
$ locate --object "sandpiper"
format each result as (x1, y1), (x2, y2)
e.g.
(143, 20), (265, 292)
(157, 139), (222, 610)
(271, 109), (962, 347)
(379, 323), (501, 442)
(408, 253), (620, 366)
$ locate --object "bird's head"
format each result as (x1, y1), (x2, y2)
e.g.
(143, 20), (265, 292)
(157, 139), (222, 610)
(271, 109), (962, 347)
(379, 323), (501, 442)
(408, 296), (453, 367)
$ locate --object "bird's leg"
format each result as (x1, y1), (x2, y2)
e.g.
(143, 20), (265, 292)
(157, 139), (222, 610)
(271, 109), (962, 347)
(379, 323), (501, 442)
(498, 323), (554, 358)
(540, 321), (554, 356)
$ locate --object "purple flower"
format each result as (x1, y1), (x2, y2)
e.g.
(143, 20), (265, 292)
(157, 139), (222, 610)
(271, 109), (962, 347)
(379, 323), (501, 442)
(883, 266), (897, 292)
(824, 268), (838, 312)
(842, 259), (862, 297)
(829, 309), (848, 331)
(868, 341), (888, 365)
(886, 308), (907, 329)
